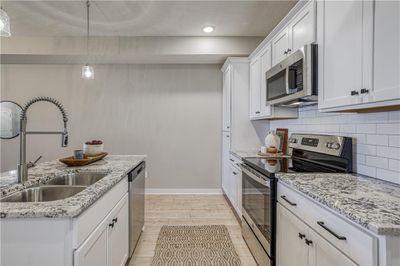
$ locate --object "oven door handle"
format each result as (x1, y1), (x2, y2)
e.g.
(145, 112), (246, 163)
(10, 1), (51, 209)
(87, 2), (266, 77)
(241, 166), (270, 187)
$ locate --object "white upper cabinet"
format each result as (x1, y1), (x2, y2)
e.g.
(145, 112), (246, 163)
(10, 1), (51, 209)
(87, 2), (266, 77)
(249, 57), (262, 118)
(317, 0), (365, 109)
(222, 65), (231, 131)
(318, 0), (400, 111)
(288, 1), (315, 53)
(249, 44), (297, 120)
(368, 0), (400, 104)
(272, 28), (290, 66)
(260, 45), (272, 117)
(272, 1), (315, 66)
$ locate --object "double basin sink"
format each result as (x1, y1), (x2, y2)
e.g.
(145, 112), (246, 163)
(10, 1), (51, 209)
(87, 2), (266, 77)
(0, 171), (108, 203)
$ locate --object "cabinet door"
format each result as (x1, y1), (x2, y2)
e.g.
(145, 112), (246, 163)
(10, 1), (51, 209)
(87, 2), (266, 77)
(260, 45), (272, 117)
(249, 57), (261, 118)
(222, 66), (231, 131)
(289, 1), (315, 53)
(317, 0), (364, 109)
(74, 223), (108, 266)
(229, 164), (238, 209)
(272, 28), (289, 66)
(108, 195), (129, 266)
(277, 204), (308, 266)
(368, 0), (400, 103)
(221, 132), (231, 194)
(308, 229), (357, 266)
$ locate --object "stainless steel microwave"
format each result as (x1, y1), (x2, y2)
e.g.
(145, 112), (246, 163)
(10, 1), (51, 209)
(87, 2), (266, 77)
(265, 44), (318, 107)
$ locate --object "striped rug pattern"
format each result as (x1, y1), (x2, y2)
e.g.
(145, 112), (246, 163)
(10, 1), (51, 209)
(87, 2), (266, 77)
(151, 225), (242, 266)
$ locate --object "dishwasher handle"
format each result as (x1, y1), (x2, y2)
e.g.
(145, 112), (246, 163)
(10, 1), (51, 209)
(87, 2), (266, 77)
(128, 162), (146, 182)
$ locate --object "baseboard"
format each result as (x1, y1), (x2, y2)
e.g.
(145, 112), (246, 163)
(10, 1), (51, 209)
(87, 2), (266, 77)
(146, 188), (223, 195)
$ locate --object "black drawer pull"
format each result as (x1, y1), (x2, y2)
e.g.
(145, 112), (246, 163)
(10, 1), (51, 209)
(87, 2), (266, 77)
(280, 195), (297, 206)
(298, 233), (305, 239)
(255, 111), (260, 114)
(113, 217), (118, 223)
(350, 90), (359, 96)
(233, 172), (237, 175)
(109, 222), (114, 228)
(317, 221), (347, 240)
(230, 159), (234, 162)
(361, 88), (369, 94)
(305, 238), (313, 246)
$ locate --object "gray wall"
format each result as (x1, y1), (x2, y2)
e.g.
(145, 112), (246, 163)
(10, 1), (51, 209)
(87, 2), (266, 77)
(0, 64), (222, 190)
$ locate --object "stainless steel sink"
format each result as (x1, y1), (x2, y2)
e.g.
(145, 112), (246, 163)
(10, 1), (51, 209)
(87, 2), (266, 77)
(0, 186), (86, 202)
(45, 171), (108, 186)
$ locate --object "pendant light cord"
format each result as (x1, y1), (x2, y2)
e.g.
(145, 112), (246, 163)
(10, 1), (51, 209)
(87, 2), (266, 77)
(86, 0), (90, 57)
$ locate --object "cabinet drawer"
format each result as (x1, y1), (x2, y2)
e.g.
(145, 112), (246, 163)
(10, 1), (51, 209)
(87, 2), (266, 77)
(229, 154), (242, 169)
(277, 182), (377, 266)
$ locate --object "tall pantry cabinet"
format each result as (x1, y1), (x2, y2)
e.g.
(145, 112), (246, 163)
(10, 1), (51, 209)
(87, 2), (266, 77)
(221, 58), (261, 216)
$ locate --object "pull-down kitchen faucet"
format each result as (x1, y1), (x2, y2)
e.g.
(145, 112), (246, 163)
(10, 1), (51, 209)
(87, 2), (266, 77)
(17, 97), (69, 183)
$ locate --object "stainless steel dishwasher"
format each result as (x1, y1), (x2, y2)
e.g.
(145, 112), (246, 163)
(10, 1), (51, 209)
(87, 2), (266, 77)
(128, 161), (145, 258)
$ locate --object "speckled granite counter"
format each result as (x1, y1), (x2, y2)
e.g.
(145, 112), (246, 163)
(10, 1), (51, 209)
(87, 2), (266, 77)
(230, 150), (261, 158)
(276, 172), (400, 236)
(0, 155), (146, 219)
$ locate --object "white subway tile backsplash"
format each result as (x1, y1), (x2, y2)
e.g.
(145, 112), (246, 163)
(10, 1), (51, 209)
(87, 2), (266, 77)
(357, 144), (377, 156)
(340, 124), (356, 134)
(366, 135), (389, 146)
(356, 124), (377, 134)
(357, 164), (377, 178)
(376, 169), (400, 184)
(377, 146), (400, 159)
(377, 124), (400, 135)
(269, 106), (400, 184)
(365, 156), (389, 169)
(389, 136), (400, 147)
(388, 159), (400, 172)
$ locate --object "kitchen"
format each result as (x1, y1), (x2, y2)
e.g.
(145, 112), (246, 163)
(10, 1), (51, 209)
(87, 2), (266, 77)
(0, 1), (399, 266)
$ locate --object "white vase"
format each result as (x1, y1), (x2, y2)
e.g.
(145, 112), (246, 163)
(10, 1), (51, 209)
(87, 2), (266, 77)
(264, 130), (280, 150)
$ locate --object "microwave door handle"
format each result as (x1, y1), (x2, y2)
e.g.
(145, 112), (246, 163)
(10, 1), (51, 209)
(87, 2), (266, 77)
(285, 67), (291, 95)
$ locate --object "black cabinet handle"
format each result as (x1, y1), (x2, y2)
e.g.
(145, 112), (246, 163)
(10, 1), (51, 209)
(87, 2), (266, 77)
(351, 90), (359, 96)
(360, 88), (369, 94)
(287, 49), (292, 53)
(280, 195), (297, 206)
(317, 221), (347, 240)
(109, 222), (114, 228)
(230, 159), (234, 162)
(233, 172), (237, 175)
(284, 50), (288, 55)
(255, 111), (260, 114)
(305, 238), (313, 246)
(298, 233), (305, 239)
(113, 217), (118, 223)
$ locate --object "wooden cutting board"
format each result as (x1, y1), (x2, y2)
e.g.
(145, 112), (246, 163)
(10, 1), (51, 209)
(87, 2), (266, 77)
(59, 152), (108, 167)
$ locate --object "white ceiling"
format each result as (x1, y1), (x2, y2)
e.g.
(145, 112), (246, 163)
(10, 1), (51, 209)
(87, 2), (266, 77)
(3, 1), (297, 37)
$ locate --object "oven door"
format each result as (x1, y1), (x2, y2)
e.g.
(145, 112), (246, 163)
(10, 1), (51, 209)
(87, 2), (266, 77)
(241, 165), (275, 259)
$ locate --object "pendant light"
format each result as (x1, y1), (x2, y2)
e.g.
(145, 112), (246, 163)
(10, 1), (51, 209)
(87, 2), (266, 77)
(82, 0), (94, 79)
(0, 5), (11, 37)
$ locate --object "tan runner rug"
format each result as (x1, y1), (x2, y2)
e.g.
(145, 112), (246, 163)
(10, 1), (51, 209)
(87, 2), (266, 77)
(151, 225), (242, 266)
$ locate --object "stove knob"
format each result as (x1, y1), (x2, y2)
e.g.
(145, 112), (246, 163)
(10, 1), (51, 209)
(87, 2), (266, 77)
(332, 143), (341, 150)
(325, 142), (332, 148)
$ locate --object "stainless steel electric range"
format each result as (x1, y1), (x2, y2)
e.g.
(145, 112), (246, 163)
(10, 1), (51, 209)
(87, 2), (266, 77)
(241, 134), (353, 266)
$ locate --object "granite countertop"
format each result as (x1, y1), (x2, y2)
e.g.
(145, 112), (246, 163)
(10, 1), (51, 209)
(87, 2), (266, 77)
(230, 150), (262, 158)
(0, 155), (146, 219)
(276, 172), (400, 236)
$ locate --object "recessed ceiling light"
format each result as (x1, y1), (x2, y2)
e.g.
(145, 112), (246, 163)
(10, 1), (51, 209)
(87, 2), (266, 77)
(202, 26), (215, 33)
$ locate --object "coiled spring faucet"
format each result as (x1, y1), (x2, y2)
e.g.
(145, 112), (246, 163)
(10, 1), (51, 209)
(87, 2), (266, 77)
(17, 97), (69, 183)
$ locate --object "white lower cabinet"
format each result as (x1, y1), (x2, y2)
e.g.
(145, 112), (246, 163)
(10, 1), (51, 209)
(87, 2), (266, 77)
(277, 203), (309, 266)
(75, 193), (129, 266)
(277, 203), (357, 266)
(308, 229), (357, 266)
(223, 154), (242, 218)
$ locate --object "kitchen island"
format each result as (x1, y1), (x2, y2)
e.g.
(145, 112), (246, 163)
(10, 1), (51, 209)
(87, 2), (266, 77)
(0, 155), (146, 266)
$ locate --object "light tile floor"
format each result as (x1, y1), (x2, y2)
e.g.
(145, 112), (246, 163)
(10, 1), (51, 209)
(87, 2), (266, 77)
(129, 194), (257, 265)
